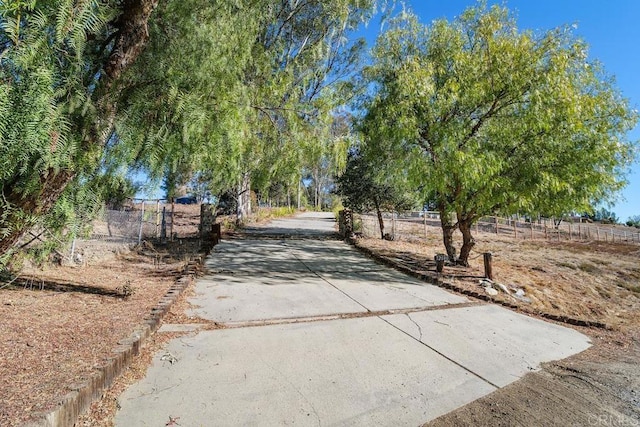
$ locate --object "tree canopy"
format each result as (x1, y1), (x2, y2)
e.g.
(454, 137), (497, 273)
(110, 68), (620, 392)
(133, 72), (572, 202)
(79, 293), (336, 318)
(335, 147), (416, 238)
(360, 4), (638, 264)
(0, 0), (377, 262)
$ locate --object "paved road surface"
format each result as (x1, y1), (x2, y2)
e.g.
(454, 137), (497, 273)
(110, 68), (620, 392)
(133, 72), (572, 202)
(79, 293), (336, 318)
(115, 212), (590, 426)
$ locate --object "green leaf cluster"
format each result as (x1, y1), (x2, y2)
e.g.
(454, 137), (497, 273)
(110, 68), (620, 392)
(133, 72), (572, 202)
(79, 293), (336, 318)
(361, 3), (638, 260)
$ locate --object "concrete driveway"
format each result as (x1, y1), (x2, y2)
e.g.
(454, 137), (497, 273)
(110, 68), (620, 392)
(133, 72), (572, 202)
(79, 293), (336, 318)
(115, 212), (590, 426)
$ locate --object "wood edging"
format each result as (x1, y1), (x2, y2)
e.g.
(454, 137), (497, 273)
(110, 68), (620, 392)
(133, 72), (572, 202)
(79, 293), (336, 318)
(346, 237), (610, 330)
(24, 248), (213, 427)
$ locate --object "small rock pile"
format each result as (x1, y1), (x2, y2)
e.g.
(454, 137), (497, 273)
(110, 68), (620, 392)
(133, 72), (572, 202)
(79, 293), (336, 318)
(479, 278), (531, 303)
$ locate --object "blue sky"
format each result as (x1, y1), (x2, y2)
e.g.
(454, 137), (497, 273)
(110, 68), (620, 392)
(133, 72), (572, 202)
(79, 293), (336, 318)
(359, 0), (640, 221)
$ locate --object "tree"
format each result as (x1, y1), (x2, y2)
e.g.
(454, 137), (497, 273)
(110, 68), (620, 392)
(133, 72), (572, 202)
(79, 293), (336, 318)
(626, 215), (640, 228)
(361, 4), (638, 265)
(117, 0), (375, 223)
(591, 207), (619, 224)
(0, 0), (159, 262)
(336, 148), (416, 239)
(0, 0), (377, 261)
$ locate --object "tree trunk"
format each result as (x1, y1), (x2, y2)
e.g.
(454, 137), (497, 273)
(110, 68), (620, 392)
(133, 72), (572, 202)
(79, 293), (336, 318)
(313, 167), (321, 210)
(439, 205), (457, 262)
(457, 216), (476, 266)
(236, 173), (251, 224)
(374, 196), (385, 239)
(0, 0), (159, 259)
(0, 170), (75, 257)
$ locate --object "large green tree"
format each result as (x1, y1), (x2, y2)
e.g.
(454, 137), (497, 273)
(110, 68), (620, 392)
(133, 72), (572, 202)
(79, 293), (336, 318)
(0, 0), (377, 262)
(116, 0), (375, 222)
(0, 0), (158, 261)
(362, 4), (637, 265)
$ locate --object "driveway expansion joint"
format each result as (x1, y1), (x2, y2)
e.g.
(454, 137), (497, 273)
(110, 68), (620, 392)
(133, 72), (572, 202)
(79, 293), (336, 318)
(219, 302), (483, 329)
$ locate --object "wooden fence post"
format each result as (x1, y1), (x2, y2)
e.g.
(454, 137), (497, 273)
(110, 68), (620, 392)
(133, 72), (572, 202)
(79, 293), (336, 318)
(483, 253), (493, 280)
(170, 201), (175, 241)
(424, 213), (428, 239)
(495, 216), (499, 234)
(155, 200), (161, 237)
(434, 254), (446, 273)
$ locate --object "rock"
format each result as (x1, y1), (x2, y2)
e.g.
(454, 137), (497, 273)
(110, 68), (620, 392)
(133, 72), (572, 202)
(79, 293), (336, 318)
(514, 294), (532, 304)
(515, 288), (526, 297)
(496, 283), (510, 294)
(484, 286), (499, 296)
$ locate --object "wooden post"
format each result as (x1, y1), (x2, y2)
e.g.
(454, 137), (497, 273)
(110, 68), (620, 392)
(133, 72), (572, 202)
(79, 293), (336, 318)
(530, 221), (534, 239)
(170, 201), (175, 241)
(569, 223), (572, 241)
(435, 254), (446, 273)
(424, 213), (428, 239)
(544, 223), (548, 239)
(155, 200), (161, 237)
(392, 212), (396, 239)
(483, 253), (493, 280)
(513, 221), (517, 238)
(578, 223), (582, 240)
(597, 227), (600, 241)
(160, 206), (167, 240)
(212, 223), (221, 245)
(495, 216), (499, 234)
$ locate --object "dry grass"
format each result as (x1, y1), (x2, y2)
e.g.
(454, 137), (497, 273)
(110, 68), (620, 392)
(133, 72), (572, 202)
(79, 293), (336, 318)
(0, 241), (198, 427)
(356, 231), (640, 331)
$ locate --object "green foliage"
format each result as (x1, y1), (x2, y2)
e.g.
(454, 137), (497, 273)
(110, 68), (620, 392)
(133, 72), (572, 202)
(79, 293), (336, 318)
(361, 3), (638, 261)
(1, 0), (378, 261)
(590, 207), (619, 224)
(116, 0), (376, 209)
(626, 215), (640, 228)
(0, 0), (119, 262)
(335, 149), (416, 213)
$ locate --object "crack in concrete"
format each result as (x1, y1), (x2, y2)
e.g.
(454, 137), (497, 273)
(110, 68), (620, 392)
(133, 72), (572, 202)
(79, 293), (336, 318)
(259, 355), (322, 426)
(379, 317), (500, 390)
(406, 313), (423, 342)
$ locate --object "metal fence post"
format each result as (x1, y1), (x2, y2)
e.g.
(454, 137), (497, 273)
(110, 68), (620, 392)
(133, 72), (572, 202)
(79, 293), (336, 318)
(137, 200), (145, 244)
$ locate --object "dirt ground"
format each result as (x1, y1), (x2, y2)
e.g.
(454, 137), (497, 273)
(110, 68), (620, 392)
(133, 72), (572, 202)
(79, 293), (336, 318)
(0, 236), (204, 427)
(2, 211), (639, 426)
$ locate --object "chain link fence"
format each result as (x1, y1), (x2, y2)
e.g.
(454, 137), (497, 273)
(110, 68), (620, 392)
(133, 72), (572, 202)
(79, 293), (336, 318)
(68, 200), (203, 264)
